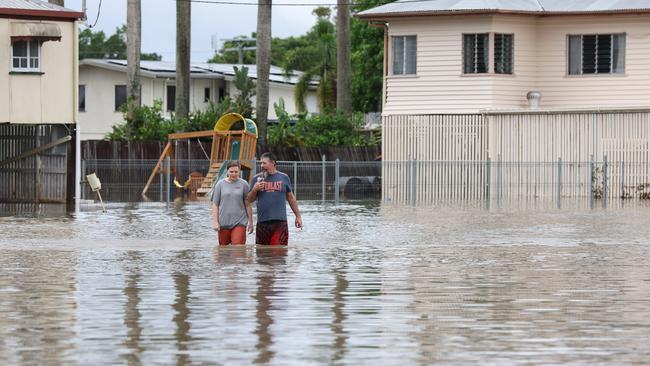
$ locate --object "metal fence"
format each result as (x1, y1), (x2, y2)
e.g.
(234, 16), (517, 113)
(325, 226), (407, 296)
(80, 158), (649, 206)
(384, 158), (650, 206)
(81, 159), (382, 203)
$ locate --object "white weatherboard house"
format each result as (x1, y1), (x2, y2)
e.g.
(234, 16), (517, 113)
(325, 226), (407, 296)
(0, 0), (84, 210)
(78, 60), (319, 140)
(359, 0), (650, 203)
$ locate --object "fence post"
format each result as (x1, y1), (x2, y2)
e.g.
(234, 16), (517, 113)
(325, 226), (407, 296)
(603, 154), (608, 207)
(252, 157), (257, 178)
(335, 158), (340, 205)
(159, 161), (164, 202)
(621, 160), (625, 199)
(293, 161), (298, 200)
(322, 154), (326, 202)
(497, 154), (502, 203)
(165, 156), (171, 207)
(410, 158), (417, 206)
(557, 157), (562, 209)
(589, 154), (594, 204)
(486, 156), (491, 203)
(80, 159), (86, 201)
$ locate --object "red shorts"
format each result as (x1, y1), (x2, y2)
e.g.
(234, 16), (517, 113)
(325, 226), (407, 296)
(255, 220), (289, 245)
(218, 225), (246, 245)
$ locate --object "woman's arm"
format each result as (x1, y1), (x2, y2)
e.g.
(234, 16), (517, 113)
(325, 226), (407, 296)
(212, 202), (220, 231)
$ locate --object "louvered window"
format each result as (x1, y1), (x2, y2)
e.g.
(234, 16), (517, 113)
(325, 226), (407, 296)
(568, 34), (625, 75)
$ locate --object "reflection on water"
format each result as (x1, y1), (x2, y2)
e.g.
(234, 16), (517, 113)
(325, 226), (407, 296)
(1, 202), (650, 364)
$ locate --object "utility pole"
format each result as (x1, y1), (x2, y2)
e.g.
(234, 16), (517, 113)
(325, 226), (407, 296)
(176, 0), (191, 119)
(222, 37), (256, 64)
(256, 0), (271, 145)
(126, 0), (142, 121)
(336, 0), (352, 113)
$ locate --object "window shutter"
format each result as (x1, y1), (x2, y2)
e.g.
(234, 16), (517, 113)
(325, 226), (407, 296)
(463, 34), (475, 74)
(476, 34), (488, 73)
(582, 35), (597, 74)
(596, 35), (612, 73)
(495, 34), (513, 74)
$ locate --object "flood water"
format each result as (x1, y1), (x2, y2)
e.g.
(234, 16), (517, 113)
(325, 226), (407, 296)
(1, 201), (650, 365)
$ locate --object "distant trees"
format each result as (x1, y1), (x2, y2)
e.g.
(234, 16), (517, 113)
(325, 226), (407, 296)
(79, 25), (161, 60)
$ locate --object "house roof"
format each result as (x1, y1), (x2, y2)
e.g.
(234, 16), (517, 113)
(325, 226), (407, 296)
(357, 0), (650, 19)
(0, 0), (85, 20)
(80, 59), (317, 87)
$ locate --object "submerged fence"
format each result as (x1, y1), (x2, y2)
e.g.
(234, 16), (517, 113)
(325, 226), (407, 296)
(81, 159), (382, 203)
(80, 158), (649, 207)
(384, 158), (650, 206)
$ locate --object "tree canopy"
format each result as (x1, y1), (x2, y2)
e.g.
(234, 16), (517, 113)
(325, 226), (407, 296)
(79, 25), (162, 60)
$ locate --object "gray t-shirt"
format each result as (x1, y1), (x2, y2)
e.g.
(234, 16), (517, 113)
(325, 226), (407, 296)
(212, 178), (250, 229)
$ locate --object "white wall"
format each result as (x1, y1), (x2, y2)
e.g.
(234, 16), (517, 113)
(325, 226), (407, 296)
(382, 13), (650, 115)
(79, 65), (319, 139)
(0, 19), (78, 124)
(78, 66), (126, 140)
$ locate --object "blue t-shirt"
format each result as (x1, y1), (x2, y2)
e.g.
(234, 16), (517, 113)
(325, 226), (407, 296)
(252, 171), (292, 223)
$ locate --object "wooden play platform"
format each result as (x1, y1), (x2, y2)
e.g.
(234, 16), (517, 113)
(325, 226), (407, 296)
(142, 113), (258, 198)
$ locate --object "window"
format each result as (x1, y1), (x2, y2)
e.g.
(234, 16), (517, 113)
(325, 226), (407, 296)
(167, 85), (176, 112)
(568, 34), (625, 75)
(392, 35), (416, 75)
(11, 40), (40, 72)
(115, 85), (126, 111)
(79, 85), (86, 112)
(218, 87), (225, 102)
(463, 34), (489, 74)
(204, 87), (211, 102)
(494, 34), (513, 74)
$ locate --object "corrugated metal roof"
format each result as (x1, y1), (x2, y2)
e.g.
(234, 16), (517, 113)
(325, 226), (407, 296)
(0, 0), (76, 12)
(80, 59), (315, 86)
(358, 0), (650, 17)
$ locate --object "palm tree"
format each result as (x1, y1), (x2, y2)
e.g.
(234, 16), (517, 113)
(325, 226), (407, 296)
(336, 0), (352, 114)
(285, 7), (337, 113)
(176, 0), (191, 119)
(126, 0), (141, 121)
(256, 0), (272, 145)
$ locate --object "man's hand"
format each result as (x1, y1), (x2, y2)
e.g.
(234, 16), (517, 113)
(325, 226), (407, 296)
(247, 222), (254, 234)
(213, 222), (220, 231)
(295, 216), (303, 229)
(252, 181), (265, 192)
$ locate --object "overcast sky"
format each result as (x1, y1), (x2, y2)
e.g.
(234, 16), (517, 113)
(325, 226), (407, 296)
(66, 0), (333, 62)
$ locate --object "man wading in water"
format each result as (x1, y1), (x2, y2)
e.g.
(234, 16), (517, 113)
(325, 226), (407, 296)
(248, 152), (303, 245)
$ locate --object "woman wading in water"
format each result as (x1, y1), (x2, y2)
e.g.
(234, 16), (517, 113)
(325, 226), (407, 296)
(212, 161), (254, 245)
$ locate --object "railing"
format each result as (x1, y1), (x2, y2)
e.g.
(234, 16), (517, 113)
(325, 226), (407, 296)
(81, 159), (382, 203)
(384, 158), (650, 207)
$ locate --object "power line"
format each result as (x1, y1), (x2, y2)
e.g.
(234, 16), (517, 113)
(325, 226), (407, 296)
(87, 0), (103, 28)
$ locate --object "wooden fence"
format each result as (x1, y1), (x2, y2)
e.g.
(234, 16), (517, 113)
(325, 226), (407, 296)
(0, 124), (75, 208)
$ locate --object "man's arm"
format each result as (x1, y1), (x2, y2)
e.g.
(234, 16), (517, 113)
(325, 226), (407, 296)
(286, 192), (303, 228)
(248, 180), (264, 203)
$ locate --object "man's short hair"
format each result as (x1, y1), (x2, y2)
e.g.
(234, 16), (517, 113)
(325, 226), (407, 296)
(226, 160), (241, 169)
(260, 152), (277, 164)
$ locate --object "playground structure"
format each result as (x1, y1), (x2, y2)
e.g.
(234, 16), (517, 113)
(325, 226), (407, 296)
(142, 113), (258, 198)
